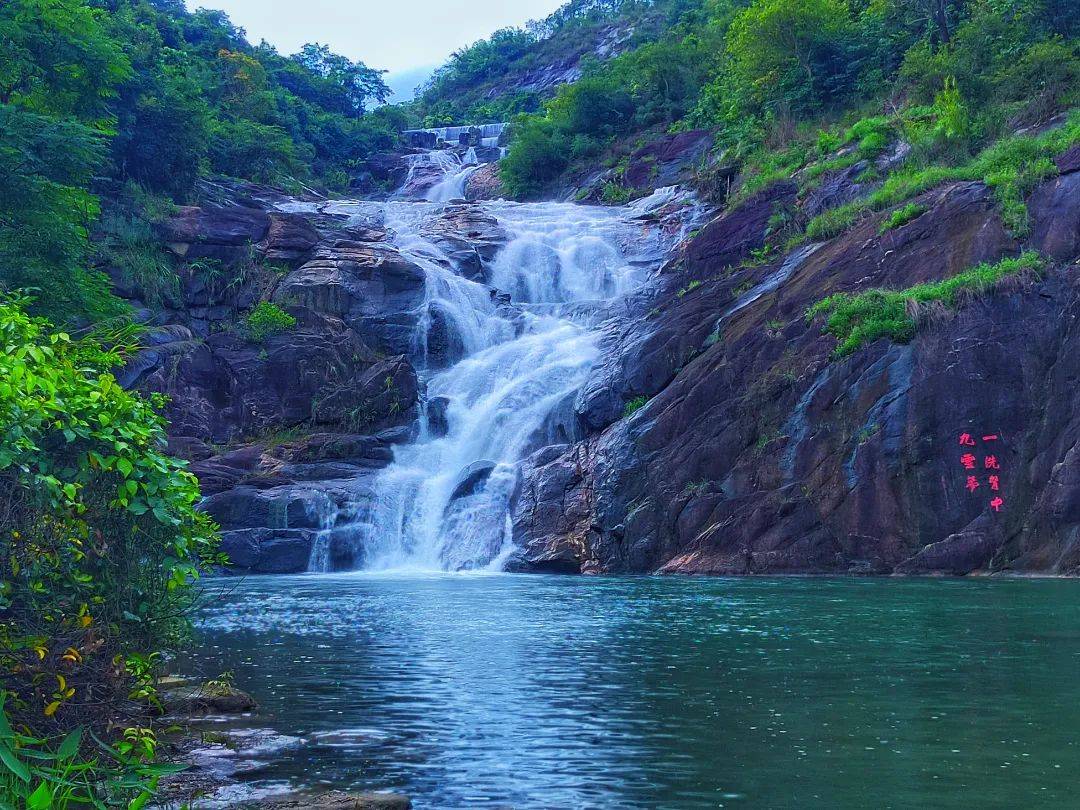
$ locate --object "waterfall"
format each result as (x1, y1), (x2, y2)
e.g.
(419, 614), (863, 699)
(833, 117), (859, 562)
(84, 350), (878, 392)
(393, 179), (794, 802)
(282, 185), (692, 573)
(404, 122), (508, 147)
(309, 198), (670, 572)
(402, 150), (481, 203)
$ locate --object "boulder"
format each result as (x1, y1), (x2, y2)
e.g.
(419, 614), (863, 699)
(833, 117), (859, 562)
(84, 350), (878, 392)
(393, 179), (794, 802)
(449, 460), (497, 502)
(427, 396), (450, 437)
(275, 241), (427, 355)
(160, 204), (271, 263)
(464, 163), (506, 201)
(257, 791), (411, 810)
(217, 528), (317, 574)
(420, 202), (509, 281)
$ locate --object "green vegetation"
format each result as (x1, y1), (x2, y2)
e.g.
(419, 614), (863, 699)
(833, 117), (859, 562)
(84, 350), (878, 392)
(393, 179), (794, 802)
(807, 252), (1043, 356)
(246, 300), (297, 342)
(879, 202), (928, 233)
(0, 0), (401, 325)
(484, 0), (1077, 204)
(623, 395), (650, 417)
(805, 111), (1080, 241)
(415, 0), (709, 126)
(0, 295), (221, 803)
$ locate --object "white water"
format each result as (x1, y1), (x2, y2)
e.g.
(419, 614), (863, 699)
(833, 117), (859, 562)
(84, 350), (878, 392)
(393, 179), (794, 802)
(286, 154), (689, 573)
(366, 202), (650, 572)
(401, 150), (481, 203)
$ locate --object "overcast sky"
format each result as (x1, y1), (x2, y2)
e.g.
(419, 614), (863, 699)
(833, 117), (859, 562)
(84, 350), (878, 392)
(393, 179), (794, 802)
(189, 0), (566, 75)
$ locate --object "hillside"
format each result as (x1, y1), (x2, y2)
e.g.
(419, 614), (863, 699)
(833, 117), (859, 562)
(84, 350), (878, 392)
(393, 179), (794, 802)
(413, 0), (707, 125)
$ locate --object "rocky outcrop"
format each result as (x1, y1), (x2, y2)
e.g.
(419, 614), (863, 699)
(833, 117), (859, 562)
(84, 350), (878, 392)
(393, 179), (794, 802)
(510, 160), (1080, 576)
(464, 163), (506, 201)
(420, 203), (508, 281)
(105, 187), (432, 575)
(275, 239), (427, 355)
(624, 130), (713, 191)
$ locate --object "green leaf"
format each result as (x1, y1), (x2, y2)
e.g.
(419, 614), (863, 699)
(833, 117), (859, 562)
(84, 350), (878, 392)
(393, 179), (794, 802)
(116, 457), (133, 476)
(0, 699), (13, 740)
(27, 781), (52, 810)
(57, 727), (82, 760)
(0, 743), (30, 782)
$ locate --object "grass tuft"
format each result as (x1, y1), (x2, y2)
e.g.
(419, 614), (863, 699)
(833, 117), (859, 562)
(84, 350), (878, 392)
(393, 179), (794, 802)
(807, 252), (1044, 357)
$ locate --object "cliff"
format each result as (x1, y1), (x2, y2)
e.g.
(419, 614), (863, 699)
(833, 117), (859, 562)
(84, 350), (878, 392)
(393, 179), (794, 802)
(508, 144), (1080, 575)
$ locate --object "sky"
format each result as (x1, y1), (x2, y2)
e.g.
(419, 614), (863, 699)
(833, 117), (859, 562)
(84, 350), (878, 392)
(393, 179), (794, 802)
(189, 0), (567, 91)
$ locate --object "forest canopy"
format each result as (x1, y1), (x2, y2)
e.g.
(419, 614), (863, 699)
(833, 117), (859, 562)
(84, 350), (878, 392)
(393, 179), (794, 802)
(0, 0), (402, 324)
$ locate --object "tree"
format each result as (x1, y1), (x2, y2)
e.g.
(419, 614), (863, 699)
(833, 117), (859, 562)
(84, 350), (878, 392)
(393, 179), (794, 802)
(0, 105), (125, 324)
(292, 43), (389, 115)
(0, 294), (219, 797)
(0, 0), (131, 119)
(725, 0), (861, 115)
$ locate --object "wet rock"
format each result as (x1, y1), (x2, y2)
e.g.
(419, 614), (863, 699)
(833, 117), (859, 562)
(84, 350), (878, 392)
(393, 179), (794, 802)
(800, 160), (872, 219)
(464, 162), (505, 201)
(256, 791), (411, 810)
(685, 182), (797, 276)
(513, 178), (1080, 576)
(351, 150), (412, 197)
(449, 460), (497, 502)
(217, 528), (316, 574)
(162, 684), (258, 715)
(427, 396), (450, 437)
(275, 241), (426, 355)
(134, 312), (418, 446)
(160, 204), (271, 263)
(262, 212), (320, 265)
(420, 202), (509, 281)
(1029, 170), (1080, 261)
(425, 302), (467, 367)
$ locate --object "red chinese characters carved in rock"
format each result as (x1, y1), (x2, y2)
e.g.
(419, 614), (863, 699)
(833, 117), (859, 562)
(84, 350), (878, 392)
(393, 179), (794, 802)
(958, 432), (1003, 512)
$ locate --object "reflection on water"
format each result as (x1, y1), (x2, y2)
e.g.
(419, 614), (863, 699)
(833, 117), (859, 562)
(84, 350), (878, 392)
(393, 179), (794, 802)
(190, 575), (1080, 808)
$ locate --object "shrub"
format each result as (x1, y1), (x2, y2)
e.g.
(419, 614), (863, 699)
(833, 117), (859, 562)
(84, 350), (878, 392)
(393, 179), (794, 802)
(601, 181), (632, 204)
(0, 295), (219, 801)
(97, 209), (179, 307)
(246, 300), (297, 342)
(623, 395), (649, 418)
(807, 252), (1043, 356)
(724, 0), (862, 117)
(803, 109), (1080, 241)
(499, 116), (569, 198)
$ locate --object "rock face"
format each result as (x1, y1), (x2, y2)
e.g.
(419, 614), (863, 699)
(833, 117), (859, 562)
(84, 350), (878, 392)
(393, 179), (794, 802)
(510, 157), (1080, 576)
(420, 203), (508, 281)
(464, 163), (506, 201)
(623, 130), (713, 191)
(275, 239), (427, 355)
(106, 185), (431, 575)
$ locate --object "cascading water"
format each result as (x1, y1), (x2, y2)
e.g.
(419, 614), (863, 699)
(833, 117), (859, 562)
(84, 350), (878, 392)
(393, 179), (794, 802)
(402, 151), (480, 203)
(357, 202), (657, 572)
(288, 142), (690, 573)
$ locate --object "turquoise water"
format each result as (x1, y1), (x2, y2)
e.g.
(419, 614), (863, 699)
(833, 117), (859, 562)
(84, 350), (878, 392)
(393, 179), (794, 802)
(191, 575), (1080, 808)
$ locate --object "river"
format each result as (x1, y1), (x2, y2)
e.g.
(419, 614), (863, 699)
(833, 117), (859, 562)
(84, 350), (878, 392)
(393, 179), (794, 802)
(190, 574), (1080, 808)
